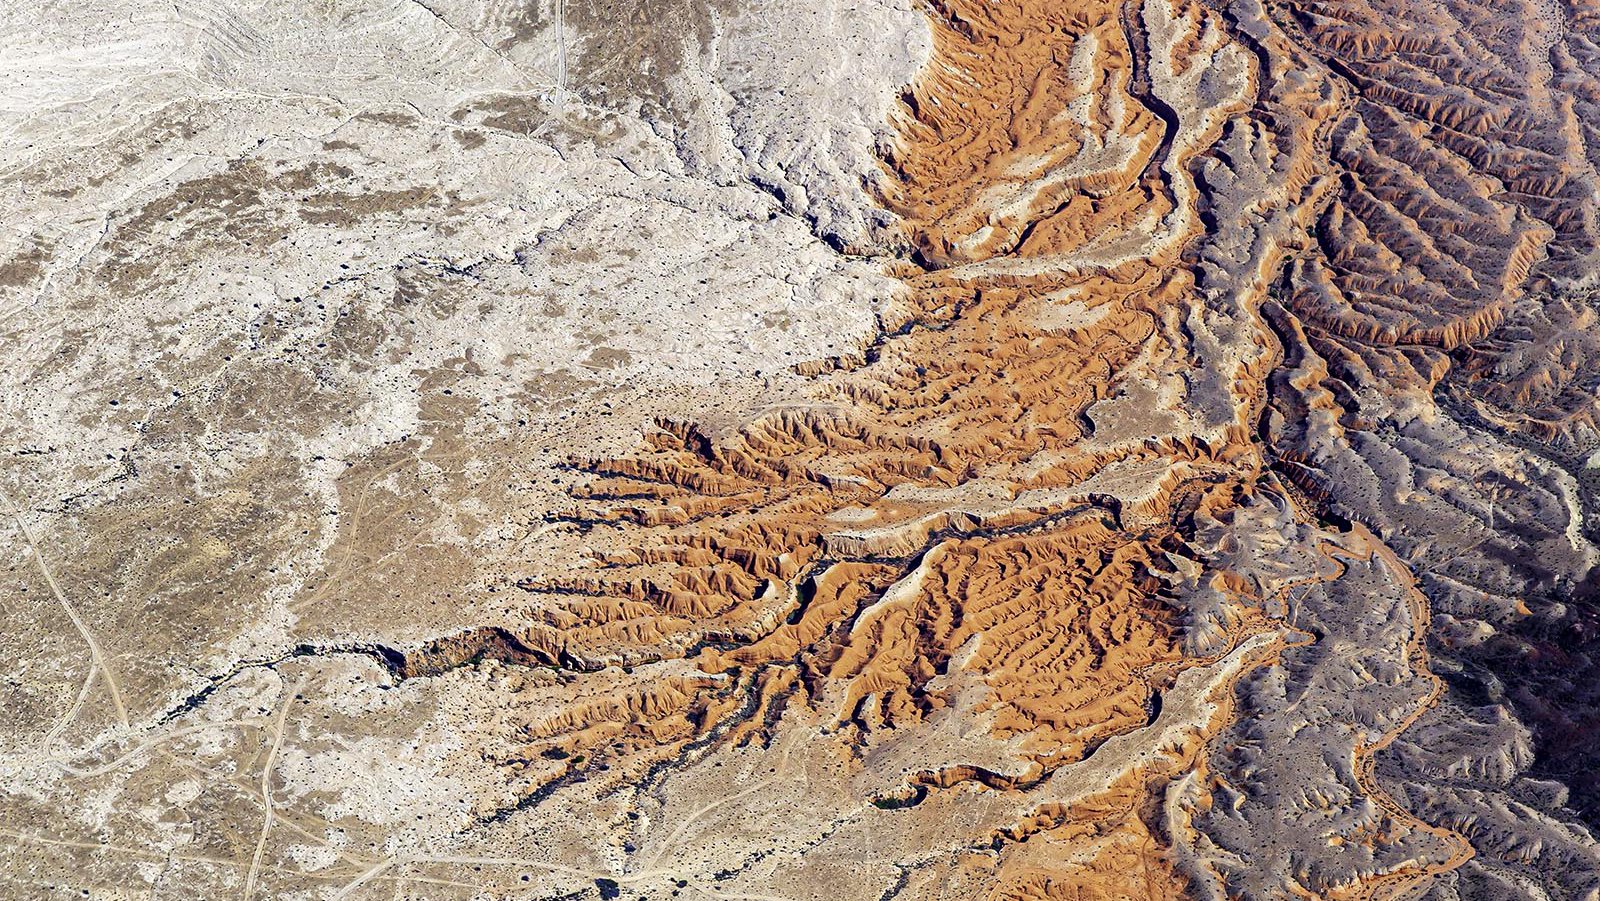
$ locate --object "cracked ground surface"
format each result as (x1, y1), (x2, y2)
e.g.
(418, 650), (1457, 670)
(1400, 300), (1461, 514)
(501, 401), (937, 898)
(5, 0), (1600, 898)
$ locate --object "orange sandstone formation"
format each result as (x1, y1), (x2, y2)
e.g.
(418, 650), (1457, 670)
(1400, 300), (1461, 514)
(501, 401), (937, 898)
(499, 0), (1484, 894)
(496, 0), (1600, 894)
(9, 0), (1600, 894)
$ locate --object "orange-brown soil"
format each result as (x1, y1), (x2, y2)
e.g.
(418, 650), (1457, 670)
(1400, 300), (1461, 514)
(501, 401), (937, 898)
(13, 0), (1600, 893)
(483, 0), (1486, 894)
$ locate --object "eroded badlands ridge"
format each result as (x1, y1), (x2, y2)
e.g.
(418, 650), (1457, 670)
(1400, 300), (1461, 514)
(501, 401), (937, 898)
(3, 0), (1600, 897)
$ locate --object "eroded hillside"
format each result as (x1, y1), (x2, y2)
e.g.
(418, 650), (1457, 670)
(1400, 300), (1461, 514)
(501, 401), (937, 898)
(2, 0), (1599, 897)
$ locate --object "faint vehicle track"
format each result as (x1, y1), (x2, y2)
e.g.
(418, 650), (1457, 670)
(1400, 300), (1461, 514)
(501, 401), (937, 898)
(241, 673), (306, 901)
(1, 485), (129, 731)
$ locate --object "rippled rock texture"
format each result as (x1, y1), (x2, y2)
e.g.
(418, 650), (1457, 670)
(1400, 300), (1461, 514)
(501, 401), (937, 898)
(4, 0), (1600, 897)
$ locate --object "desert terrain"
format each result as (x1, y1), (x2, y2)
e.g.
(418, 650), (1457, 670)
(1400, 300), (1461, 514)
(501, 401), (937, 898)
(3, 0), (1600, 898)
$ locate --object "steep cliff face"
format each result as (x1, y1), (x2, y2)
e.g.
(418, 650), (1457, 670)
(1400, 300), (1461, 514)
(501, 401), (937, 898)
(4, 0), (1600, 897)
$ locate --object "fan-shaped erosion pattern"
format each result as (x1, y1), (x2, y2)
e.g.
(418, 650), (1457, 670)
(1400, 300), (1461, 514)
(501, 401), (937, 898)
(3, 0), (1600, 897)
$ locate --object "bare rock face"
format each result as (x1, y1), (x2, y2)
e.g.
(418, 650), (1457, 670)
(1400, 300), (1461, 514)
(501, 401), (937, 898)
(4, 0), (1600, 898)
